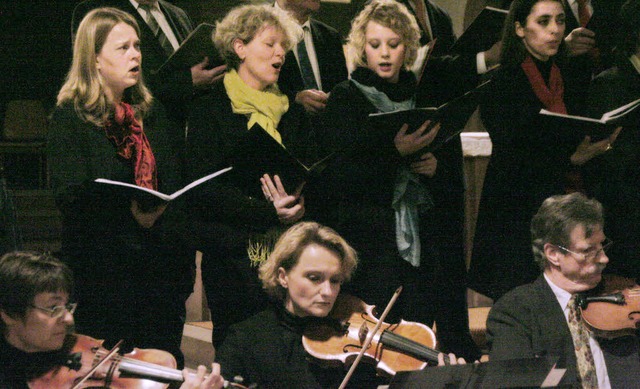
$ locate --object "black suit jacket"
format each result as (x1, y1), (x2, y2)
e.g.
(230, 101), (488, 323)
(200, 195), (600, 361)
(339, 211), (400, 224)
(72, 0), (195, 123)
(278, 18), (348, 99)
(557, 0), (623, 110)
(395, 0), (479, 104)
(488, 275), (640, 387)
(582, 59), (640, 281)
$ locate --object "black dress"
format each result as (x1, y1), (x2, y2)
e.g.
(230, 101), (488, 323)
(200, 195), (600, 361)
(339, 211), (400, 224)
(318, 67), (480, 361)
(47, 101), (191, 366)
(185, 82), (313, 347)
(468, 58), (583, 300)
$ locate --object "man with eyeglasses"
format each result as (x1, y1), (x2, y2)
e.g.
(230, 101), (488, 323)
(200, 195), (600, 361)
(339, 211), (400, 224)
(0, 251), (224, 389)
(486, 192), (640, 388)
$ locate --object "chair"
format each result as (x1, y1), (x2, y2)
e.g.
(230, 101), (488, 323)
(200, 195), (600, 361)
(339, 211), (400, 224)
(0, 100), (49, 188)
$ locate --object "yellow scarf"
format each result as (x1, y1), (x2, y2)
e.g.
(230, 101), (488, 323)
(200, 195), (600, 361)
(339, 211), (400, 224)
(224, 69), (289, 144)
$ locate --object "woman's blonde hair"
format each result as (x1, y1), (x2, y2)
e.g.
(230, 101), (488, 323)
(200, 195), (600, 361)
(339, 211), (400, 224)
(259, 222), (358, 302)
(214, 4), (300, 70)
(346, 0), (421, 71)
(57, 7), (152, 127)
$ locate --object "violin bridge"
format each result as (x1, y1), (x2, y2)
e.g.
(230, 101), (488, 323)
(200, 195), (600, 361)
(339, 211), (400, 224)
(358, 321), (369, 344)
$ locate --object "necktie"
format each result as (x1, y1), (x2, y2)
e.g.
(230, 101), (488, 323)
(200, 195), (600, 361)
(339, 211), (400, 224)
(139, 4), (174, 56)
(576, 0), (591, 27)
(412, 0), (432, 42)
(297, 26), (318, 90)
(567, 295), (598, 388)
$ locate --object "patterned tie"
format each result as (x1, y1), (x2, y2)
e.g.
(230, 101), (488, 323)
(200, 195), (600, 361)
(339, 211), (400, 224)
(567, 295), (598, 388)
(139, 4), (174, 56)
(576, 0), (591, 27)
(297, 26), (318, 90)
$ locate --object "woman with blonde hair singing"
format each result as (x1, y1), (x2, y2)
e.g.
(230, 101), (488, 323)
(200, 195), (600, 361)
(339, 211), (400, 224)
(48, 7), (191, 366)
(317, 0), (481, 361)
(185, 4), (314, 348)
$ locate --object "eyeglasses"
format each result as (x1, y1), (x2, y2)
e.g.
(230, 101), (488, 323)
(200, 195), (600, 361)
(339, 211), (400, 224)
(30, 302), (77, 319)
(555, 239), (614, 261)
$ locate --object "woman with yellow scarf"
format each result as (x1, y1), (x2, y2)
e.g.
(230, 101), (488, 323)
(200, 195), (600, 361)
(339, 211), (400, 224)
(185, 4), (310, 349)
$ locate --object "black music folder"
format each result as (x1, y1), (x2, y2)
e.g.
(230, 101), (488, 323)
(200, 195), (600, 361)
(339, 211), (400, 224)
(156, 23), (223, 73)
(450, 6), (508, 55)
(389, 357), (569, 388)
(230, 124), (335, 195)
(367, 79), (491, 154)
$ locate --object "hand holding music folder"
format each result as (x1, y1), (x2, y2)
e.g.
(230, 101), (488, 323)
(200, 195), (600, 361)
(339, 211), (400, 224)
(540, 97), (640, 141)
(367, 79), (491, 155)
(156, 23), (224, 74)
(230, 124), (336, 195)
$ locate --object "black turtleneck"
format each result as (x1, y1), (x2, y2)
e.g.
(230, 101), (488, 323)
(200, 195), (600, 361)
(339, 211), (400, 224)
(0, 334), (73, 388)
(532, 56), (554, 86)
(350, 67), (417, 102)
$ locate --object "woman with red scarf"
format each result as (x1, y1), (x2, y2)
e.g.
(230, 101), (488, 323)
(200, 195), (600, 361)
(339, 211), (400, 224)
(468, 0), (619, 300)
(47, 8), (191, 366)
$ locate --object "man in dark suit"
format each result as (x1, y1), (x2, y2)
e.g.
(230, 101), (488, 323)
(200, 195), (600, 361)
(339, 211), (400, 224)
(582, 0), (640, 290)
(396, 0), (501, 102)
(274, 0), (348, 115)
(487, 192), (640, 388)
(559, 0), (624, 110)
(72, 0), (225, 142)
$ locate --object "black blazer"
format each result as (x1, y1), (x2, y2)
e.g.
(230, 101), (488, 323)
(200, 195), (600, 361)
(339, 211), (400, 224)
(72, 0), (195, 122)
(558, 0), (624, 109)
(487, 276), (580, 385)
(47, 101), (188, 271)
(278, 18), (348, 100)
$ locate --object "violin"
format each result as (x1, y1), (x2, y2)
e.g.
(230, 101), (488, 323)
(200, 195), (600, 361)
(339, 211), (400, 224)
(302, 292), (445, 379)
(576, 275), (640, 339)
(28, 334), (248, 389)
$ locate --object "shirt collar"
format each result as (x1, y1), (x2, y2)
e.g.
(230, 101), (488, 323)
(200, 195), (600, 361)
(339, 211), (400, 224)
(629, 55), (640, 75)
(130, 0), (160, 12)
(568, 0), (590, 7)
(544, 273), (573, 312)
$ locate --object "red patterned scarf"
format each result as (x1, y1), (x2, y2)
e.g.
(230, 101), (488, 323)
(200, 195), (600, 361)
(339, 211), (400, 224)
(521, 55), (567, 114)
(104, 102), (157, 190)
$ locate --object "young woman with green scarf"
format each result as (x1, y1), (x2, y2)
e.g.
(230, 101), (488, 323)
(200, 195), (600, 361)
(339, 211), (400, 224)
(317, 0), (482, 361)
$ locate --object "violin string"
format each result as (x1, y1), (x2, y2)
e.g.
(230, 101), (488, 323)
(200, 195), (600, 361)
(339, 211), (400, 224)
(71, 341), (122, 389)
(94, 349), (184, 376)
(381, 331), (440, 362)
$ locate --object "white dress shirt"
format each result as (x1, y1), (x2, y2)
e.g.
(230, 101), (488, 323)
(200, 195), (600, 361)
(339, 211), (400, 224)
(130, 0), (180, 51)
(544, 273), (611, 389)
(274, 2), (322, 91)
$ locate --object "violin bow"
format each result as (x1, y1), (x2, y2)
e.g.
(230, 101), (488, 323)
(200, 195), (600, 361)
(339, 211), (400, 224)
(338, 286), (403, 389)
(71, 339), (123, 389)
